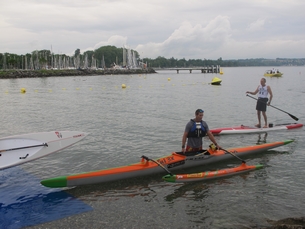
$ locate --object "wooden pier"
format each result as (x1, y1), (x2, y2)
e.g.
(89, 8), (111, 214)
(165, 65), (220, 73)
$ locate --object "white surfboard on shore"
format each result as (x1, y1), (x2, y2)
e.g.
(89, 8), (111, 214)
(0, 131), (88, 170)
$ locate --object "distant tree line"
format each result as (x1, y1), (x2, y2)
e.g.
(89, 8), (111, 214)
(0, 46), (304, 70)
(143, 57), (305, 68)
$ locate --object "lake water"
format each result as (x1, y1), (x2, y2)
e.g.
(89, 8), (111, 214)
(0, 66), (305, 228)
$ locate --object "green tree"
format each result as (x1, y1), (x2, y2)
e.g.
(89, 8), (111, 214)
(74, 49), (80, 57)
(94, 45), (123, 68)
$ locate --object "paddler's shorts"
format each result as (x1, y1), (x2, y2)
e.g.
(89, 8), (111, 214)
(186, 146), (202, 152)
(256, 97), (268, 112)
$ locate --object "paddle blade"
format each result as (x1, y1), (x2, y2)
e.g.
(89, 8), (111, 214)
(289, 114), (299, 121)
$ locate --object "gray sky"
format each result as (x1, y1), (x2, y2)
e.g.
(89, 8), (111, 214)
(1, 0), (304, 59)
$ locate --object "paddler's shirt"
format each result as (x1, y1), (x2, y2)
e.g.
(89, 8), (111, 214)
(258, 85), (268, 98)
(185, 119), (209, 148)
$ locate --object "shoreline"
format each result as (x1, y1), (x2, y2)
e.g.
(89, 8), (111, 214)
(0, 68), (156, 79)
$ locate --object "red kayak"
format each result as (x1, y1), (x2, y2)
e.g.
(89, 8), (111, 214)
(210, 123), (303, 135)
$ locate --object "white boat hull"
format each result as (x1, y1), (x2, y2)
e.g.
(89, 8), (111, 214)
(0, 131), (88, 170)
(210, 123), (303, 135)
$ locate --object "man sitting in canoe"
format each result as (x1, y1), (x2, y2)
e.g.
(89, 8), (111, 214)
(246, 78), (273, 128)
(182, 109), (220, 153)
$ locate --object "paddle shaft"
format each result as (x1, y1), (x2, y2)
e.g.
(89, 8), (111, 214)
(0, 143), (48, 153)
(246, 94), (299, 121)
(141, 155), (173, 176)
(220, 148), (245, 163)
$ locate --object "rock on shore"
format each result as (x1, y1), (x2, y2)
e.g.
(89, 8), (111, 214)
(0, 68), (156, 79)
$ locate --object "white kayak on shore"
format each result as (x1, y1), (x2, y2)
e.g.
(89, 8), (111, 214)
(0, 131), (88, 170)
(210, 123), (303, 135)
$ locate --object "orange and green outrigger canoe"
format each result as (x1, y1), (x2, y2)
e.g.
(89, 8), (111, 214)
(41, 140), (293, 188)
(162, 162), (263, 183)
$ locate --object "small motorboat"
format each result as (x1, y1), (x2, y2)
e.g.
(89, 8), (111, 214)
(264, 70), (283, 77)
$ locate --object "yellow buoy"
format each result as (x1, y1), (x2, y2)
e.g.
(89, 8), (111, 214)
(211, 77), (222, 85)
(20, 88), (26, 93)
(168, 78), (171, 81)
(122, 84), (126, 89)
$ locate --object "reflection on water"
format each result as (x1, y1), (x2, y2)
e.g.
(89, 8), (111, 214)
(0, 167), (92, 229)
(164, 182), (209, 202)
(257, 132), (268, 144)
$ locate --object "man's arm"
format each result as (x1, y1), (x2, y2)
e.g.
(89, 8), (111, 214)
(206, 131), (220, 149)
(182, 132), (188, 152)
(246, 86), (259, 95)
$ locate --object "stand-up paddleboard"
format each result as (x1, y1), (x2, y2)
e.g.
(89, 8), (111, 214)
(210, 123), (303, 135)
(0, 131), (88, 170)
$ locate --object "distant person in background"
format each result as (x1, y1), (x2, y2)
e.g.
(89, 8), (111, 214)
(182, 109), (220, 153)
(246, 78), (273, 128)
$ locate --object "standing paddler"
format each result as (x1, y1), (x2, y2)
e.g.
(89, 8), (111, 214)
(246, 78), (273, 128)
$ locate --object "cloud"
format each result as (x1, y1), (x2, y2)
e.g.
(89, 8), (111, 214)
(0, 0), (304, 59)
(93, 36), (128, 50)
(136, 16), (232, 59)
(246, 19), (265, 32)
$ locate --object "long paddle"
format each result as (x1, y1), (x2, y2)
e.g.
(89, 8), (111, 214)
(246, 94), (299, 121)
(220, 148), (246, 163)
(141, 155), (173, 176)
(0, 143), (48, 153)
